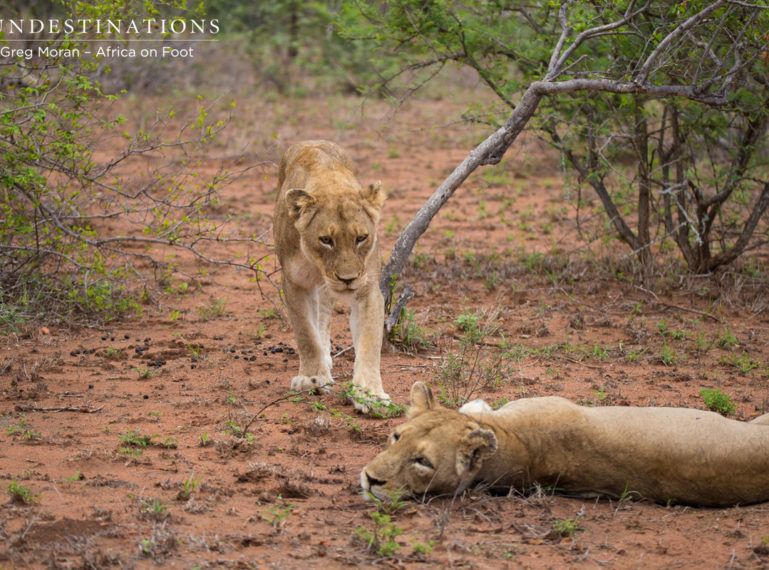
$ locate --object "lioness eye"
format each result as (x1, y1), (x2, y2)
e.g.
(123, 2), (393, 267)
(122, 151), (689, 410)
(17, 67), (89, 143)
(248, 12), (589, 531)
(319, 236), (333, 247)
(391, 433), (400, 442)
(413, 456), (433, 469)
(356, 234), (368, 245)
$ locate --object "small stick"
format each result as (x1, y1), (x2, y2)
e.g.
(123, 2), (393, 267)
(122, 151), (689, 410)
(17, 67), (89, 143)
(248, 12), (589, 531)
(14, 404), (104, 413)
(385, 284), (415, 333)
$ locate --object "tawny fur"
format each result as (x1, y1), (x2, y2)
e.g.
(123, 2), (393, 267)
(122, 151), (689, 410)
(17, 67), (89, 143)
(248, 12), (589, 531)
(361, 382), (769, 507)
(273, 140), (389, 411)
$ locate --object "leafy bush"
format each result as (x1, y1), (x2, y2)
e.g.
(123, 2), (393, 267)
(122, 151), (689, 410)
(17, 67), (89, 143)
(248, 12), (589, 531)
(205, 0), (381, 94)
(0, 1), (266, 326)
(700, 388), (736, 416)
(7, 480), (38, 504)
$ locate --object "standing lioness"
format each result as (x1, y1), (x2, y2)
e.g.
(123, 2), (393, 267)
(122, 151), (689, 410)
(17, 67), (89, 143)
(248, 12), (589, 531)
(274, 140), (389, 411)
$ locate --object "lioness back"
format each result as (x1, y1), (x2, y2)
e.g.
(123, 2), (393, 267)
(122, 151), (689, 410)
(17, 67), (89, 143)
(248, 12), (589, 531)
(277, 140), (356, 192)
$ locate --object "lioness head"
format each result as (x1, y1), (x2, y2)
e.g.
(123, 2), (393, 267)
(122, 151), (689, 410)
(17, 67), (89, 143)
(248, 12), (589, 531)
(286, 181), (384, 292)
(361, 382), (497, 501)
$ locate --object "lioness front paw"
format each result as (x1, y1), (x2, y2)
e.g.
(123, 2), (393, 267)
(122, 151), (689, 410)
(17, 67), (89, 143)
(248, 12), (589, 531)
(291, 374), (334, 393)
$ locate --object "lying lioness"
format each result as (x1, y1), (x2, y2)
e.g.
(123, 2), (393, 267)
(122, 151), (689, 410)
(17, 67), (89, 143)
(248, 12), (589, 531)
(361, 382), (769, 507)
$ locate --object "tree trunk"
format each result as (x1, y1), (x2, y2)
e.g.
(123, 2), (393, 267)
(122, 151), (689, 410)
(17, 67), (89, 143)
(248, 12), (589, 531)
(634, 99), (653, 273)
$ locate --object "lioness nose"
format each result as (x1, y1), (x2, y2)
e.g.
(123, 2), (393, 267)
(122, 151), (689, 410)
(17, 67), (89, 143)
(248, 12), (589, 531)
(365, 471), (385, 488)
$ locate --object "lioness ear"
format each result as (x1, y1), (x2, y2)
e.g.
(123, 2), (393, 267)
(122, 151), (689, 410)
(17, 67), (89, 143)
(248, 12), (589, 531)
(455, 428), (497, 477)
(360, 181), (385, 210)
(285, 188), (317, 219)
(408, 381), (436, 416)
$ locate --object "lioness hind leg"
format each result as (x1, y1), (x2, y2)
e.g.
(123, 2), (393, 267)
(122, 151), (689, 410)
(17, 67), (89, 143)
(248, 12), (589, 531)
(283, 280), (333, 392)
(348, 287), (390, 413)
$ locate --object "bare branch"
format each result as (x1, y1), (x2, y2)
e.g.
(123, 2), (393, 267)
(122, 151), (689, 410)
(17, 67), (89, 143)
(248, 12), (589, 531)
(530, 78), (729, 105)
(706, 180), (769, 270)
(547, 2), (572, 80)
(726, 0), (769, 8)
(550, 1), (650, 81)
(636, 0), (727, 84)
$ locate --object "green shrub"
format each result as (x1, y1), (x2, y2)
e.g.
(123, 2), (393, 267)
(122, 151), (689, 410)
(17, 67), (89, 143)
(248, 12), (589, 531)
(206, 0), (382, 94)
(7, 480), (38, 504)
(436, 309), (515, 407)
(355, 512), (403, 557)
(700, 388), (736, 416)
(0, 1), (266, 325)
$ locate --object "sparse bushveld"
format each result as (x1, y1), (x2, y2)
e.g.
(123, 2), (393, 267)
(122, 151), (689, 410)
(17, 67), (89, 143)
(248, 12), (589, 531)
(1, 1), (768, 568)
(342, 0), (769, 296)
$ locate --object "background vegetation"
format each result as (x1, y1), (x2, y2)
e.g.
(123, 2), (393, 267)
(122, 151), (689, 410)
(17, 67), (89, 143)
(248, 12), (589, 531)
(0, 0), (263, 327)
(1, 0), (767, 330)
(341, 0), (769, 282)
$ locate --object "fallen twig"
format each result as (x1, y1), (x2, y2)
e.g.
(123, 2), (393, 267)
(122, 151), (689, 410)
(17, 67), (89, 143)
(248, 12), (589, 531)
(14, 404), (103, 413)
(240, 388), (319, 437)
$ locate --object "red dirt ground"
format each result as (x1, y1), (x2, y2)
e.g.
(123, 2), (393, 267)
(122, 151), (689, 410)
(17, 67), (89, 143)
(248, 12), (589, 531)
(2, 76), (769, 569)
